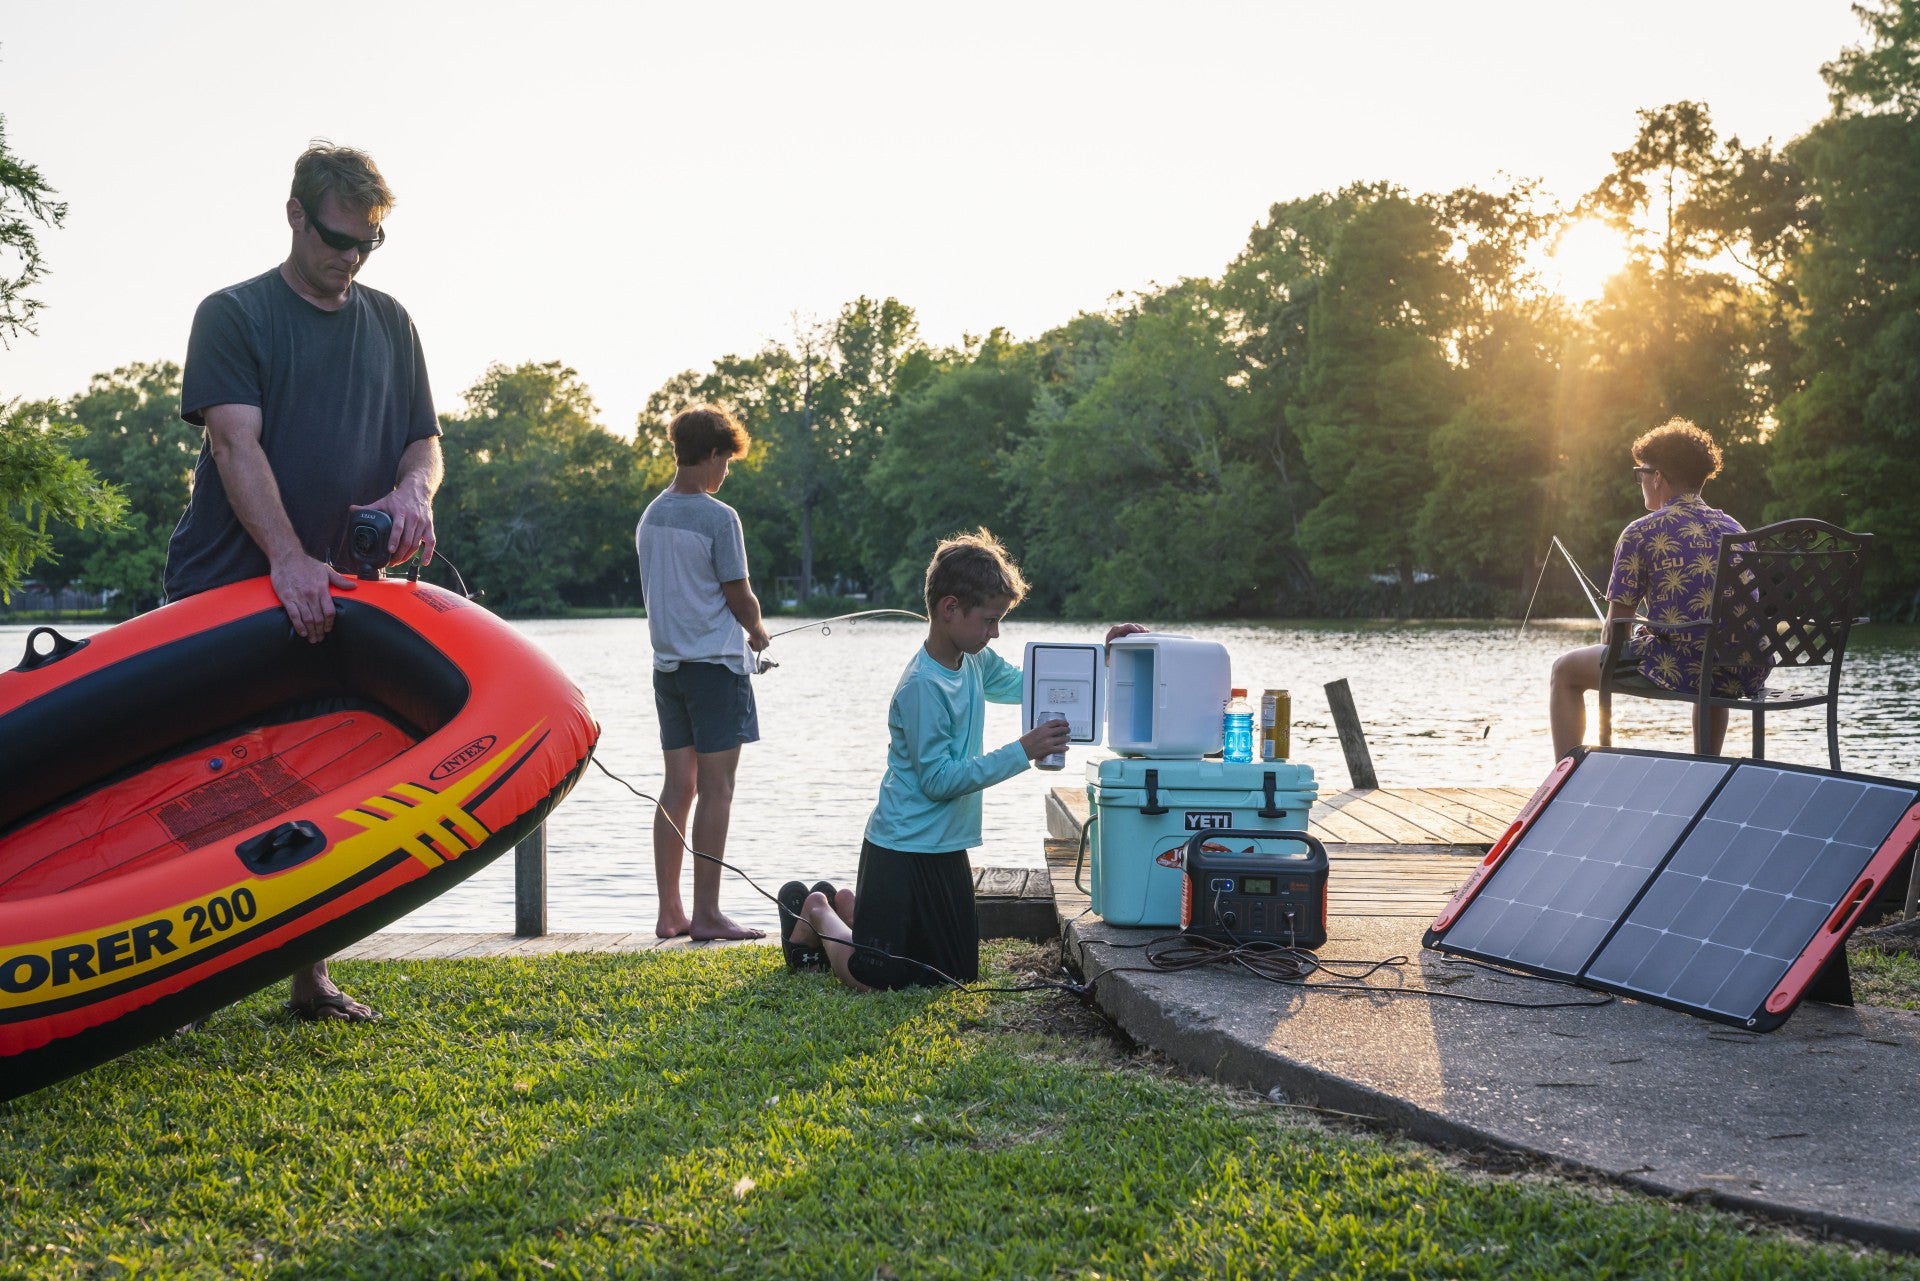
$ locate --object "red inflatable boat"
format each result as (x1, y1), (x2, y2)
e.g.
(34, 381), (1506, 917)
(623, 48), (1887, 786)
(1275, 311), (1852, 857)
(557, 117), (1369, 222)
(0, 577), (598, 1100)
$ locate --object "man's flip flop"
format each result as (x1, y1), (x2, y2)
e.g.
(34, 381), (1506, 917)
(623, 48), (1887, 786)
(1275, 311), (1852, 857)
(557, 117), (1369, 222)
(778, 881), (823, 971)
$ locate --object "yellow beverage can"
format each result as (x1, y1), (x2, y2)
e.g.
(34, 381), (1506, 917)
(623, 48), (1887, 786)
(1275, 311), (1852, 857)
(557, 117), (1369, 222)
(1259, 689), (1290, 761)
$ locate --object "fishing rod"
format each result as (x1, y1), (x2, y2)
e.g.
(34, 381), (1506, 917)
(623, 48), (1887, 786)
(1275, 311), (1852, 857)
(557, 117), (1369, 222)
(1517, 536), (1608, 639)
(763, 608), (927, 642)
(757, 608), (928, 672)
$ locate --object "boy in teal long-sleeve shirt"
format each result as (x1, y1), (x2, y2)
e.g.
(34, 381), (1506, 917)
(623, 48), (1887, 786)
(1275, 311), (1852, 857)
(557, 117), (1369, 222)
(782, 529), (1141, 990)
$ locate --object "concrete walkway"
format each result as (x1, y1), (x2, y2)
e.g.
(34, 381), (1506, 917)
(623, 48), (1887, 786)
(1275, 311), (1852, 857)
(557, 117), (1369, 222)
(1050, 834), (1920, 1251)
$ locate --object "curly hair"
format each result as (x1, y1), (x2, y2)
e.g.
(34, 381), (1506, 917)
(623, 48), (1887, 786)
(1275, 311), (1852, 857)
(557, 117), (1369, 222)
(290, 141), (395, 221)
(923, 528), (1029, 614)
(1632, 418), (1723, 492)
(669, 405), (751, 465)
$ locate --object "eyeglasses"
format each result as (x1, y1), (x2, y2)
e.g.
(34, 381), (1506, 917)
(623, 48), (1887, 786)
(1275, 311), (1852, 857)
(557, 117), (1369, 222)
(1632, 465), (1658, 477)
(300, 200), (385, 255)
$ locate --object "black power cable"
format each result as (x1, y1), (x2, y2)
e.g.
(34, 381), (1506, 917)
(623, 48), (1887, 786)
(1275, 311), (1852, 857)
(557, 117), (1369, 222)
(593, 761), (1611, 1011)
(591, 758), (1084, 997)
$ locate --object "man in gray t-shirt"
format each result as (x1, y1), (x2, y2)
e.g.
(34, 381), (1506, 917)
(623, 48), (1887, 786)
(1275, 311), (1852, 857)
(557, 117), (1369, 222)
(165, 143), (443, 1024)
(636, 406), (771, 942)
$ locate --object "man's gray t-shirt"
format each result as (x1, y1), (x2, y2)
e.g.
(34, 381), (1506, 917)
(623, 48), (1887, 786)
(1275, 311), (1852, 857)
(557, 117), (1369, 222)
(635, 491), (753, 675)
(165, 268), (439, 600)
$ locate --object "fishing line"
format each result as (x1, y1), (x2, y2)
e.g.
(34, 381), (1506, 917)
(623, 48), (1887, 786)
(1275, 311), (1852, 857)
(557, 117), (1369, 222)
(589, 757), (1083, 997)
(1517, 536), (1608, 639)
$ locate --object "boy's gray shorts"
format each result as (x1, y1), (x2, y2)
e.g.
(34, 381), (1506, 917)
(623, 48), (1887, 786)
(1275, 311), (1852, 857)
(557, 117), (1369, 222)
(653, 662), (760, 753)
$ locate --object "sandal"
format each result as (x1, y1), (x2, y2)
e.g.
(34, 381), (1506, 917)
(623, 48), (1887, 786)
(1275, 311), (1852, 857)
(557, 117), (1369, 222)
(778, 881), (823, 971)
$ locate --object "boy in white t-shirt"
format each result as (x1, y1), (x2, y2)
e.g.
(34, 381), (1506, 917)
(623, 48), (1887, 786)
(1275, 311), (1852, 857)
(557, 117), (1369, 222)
(635, 405), (771, 940)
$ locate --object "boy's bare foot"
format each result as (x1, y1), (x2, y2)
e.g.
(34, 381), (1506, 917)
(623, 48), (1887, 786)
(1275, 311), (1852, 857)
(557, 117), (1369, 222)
(689, 911), (765, 941)
(831, 888), (856, 927)
(655, 907), (692, 939)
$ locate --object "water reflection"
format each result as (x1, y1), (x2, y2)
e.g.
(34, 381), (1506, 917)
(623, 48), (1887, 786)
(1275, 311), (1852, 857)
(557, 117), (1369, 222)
(6, 615), (1916, 936)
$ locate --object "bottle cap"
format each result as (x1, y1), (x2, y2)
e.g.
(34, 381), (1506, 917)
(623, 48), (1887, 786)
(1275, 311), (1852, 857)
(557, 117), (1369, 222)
(1230, 687), (1247, 697)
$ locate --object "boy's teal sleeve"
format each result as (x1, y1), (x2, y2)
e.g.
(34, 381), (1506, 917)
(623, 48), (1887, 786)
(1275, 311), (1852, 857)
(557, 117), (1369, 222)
(898, 673), (1029, 803)
(979, 647), (1024, 705)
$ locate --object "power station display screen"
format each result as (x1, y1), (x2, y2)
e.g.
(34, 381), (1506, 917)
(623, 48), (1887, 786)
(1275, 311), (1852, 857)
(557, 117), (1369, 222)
(1426, 748), (1920, 1030)
(1241, 877), (1276, 896)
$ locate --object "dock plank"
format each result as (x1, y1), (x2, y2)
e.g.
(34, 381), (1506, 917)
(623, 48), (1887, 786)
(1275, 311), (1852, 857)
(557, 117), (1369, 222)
(1356, 790), (1492, 845)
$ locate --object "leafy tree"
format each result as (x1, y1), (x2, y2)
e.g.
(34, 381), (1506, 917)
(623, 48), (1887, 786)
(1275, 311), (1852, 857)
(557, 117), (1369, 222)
(1218, 185), (1388, 598)
(1573, 102), (1783, 531)
(437, 362), (647, 613)
(45, 362), (196, 611)
(861, 332), (1037, 603)
(1290, 192), (1463, 594)
(1015, 282), (1275, 618)
(0, 400), (124, 602)
(0, 119), (122, 602)
(1769, 0), (1920, 610)
(0, 112), (65, 345)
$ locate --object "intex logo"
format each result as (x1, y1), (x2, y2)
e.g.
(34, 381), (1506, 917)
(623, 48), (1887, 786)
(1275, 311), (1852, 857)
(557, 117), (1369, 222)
(430, 736), (496, 780)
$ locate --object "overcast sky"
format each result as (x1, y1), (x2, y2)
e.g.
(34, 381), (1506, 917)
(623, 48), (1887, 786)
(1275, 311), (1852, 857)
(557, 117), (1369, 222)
(0, 1), (1870, 435)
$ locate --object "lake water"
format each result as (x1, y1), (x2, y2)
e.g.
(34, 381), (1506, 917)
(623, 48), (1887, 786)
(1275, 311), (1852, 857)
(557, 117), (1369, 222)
(8, 615), (1919, 936)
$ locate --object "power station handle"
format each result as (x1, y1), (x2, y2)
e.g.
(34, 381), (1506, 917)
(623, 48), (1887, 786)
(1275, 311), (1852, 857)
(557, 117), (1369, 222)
(1181, 827), (1328, 864)
(236, 820), (329, 874)
(12, 626), (90, 673)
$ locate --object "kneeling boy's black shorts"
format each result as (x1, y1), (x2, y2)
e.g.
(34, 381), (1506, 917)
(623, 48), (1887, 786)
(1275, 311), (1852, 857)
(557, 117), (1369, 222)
(848, 840), (978, 989)
(653, 662), (760, 753)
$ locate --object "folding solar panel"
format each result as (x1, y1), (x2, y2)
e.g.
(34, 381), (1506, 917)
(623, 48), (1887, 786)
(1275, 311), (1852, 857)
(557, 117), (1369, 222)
(1426, 747), (1920, 1030)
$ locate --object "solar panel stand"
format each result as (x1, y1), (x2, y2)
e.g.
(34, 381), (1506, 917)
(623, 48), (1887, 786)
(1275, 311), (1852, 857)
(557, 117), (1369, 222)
(1803, 947), (1853, 1008)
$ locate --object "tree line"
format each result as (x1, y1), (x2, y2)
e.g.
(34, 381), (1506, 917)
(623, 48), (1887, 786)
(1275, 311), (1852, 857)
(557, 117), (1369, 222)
(7, 2), (1919, 620)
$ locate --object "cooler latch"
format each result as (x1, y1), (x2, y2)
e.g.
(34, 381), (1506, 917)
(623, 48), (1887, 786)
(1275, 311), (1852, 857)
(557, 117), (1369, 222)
(1259, 770), (1287, 819)
(1140, 768), (1168, 816)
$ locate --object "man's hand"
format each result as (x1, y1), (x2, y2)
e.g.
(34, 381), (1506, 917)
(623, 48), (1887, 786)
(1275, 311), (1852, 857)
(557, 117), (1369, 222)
(1020, 716), (1072, 763)
(354, 478), (436, 569)
(272, 554), (356, 643)
(747, 623), (772, 653)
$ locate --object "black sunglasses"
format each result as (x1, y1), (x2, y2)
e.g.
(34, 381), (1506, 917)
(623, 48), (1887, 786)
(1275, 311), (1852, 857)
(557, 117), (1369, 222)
(300, 200), (385, 254)
(1632, 464), (1658, 476)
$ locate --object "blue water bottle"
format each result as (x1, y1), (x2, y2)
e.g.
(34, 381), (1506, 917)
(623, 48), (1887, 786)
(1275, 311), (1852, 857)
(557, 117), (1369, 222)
(1223, 688), (1254, 763)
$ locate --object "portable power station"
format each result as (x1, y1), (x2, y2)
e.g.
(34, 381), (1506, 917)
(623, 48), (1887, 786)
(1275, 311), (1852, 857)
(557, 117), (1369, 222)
(1179, 828), (1330, 949)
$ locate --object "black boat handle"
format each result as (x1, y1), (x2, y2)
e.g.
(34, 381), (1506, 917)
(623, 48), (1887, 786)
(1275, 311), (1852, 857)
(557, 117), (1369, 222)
(12, 626), (90, 673)
(236, 820), (329, 874)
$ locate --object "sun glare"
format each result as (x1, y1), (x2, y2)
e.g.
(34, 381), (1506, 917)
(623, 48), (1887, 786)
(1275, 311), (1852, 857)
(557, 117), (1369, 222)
(1544, 218), (1633, 305)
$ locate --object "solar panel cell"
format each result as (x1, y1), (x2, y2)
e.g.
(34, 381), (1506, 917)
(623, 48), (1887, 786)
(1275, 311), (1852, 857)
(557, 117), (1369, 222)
(1425, 748), (1920, 1029)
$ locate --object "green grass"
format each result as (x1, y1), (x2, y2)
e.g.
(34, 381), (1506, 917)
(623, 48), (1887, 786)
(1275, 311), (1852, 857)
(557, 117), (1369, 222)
(3, 945), (1914, 1280)
(1852, 938), (1920, 1011)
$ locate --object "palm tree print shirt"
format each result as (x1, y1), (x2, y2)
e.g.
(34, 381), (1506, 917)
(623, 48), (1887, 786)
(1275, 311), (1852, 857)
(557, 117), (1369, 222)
(1605, 494), (1768, 698)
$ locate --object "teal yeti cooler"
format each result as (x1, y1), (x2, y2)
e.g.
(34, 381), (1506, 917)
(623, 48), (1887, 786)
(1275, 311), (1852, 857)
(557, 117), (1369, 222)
(1086, 758), (1318, 927)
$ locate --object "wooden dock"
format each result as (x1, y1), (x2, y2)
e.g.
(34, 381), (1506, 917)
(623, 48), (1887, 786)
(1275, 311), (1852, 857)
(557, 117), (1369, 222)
(1044, 785), (1530, 921)
(333, 785), (1528, 960)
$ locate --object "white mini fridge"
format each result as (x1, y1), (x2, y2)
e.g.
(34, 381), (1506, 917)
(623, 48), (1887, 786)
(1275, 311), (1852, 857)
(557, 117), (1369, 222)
(1022, 633), (1231, 757)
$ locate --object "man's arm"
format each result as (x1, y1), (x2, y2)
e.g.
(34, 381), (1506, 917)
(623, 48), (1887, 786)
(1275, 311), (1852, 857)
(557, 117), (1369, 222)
(719, 578), (771, 653)
(354, 435), (443, 567)
(204, 403), (354, 642)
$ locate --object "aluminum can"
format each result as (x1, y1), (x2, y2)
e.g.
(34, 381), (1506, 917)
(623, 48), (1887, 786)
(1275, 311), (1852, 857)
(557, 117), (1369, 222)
(1036, 709), (1069, 771)
(1259, 689), (1290, 761)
